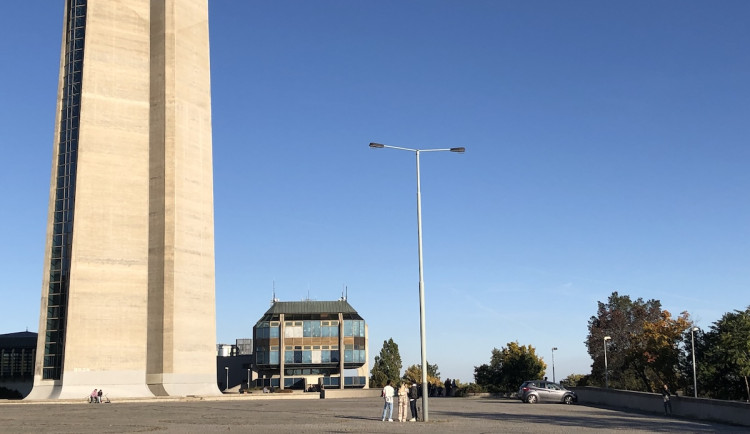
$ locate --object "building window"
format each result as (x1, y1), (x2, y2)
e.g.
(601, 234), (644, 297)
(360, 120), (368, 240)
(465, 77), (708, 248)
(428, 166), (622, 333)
(43, 0), (88, 381)
(343, 320), (365, 337)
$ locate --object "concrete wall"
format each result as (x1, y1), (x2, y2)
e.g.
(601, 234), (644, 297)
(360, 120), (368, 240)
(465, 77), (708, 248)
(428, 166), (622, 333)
(30, 0), (218, 400)
(321, 388), (383, 399)
(573, 387), (750, 427)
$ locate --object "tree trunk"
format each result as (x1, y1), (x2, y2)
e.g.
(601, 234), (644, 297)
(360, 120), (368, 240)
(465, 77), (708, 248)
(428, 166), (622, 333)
(744, 375), (749, 402)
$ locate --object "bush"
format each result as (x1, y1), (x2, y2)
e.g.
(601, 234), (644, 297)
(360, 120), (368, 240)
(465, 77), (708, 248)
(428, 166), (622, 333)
(456, 383), (486, 396)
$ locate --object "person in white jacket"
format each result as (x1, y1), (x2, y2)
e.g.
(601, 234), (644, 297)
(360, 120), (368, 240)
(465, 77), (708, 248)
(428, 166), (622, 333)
(397, 382), (409, 422)
(381, 379), (395, 422)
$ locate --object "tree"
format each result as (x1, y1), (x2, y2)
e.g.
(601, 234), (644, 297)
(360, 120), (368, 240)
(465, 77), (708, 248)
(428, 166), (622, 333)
(637, 308), (691, 388)
(586, 291), (690, 392)
(402, 361), (441, 385)
(695, 307), (750, 401)
(497, 342), (546, 392)
(473, 348), (502, 388)
(474, 343), (546, 393)
(369, 338), (402, 388)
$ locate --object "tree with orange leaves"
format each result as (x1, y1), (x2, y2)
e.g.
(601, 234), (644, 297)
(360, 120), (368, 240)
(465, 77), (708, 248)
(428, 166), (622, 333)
(586, 291), (691, 392)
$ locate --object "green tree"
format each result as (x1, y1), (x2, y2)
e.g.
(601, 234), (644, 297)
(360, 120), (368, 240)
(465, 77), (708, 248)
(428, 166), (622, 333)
(473, 348), (502, 391)
(474, 343), (545, 393)
(402, 361), (441, 385)
(497, 342), (546, 392)
(586, 291), (690, 392)
(696, 307), (750, 401)
(369, 338), (402, 388)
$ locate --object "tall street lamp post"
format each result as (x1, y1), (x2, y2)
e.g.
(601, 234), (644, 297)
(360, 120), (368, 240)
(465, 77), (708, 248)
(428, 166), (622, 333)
(603, 336), (611, 388)
(369, 142), (465, 422)
(225, 366), (229, 392)
(551, 347), (558, 383)
(691, 326), (699, 398)
(247, 368), (251, 392)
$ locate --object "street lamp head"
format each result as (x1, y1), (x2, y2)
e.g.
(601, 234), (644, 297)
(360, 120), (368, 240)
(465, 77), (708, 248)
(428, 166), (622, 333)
(692, 327), (699, 332)
(449, 147), (465, 153)
(552, 347), (558, 351)
(604, 336), (611, 341)
(369, 142), (385, 148)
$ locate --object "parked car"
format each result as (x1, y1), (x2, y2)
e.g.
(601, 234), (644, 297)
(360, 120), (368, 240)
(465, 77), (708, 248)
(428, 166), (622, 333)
(518, 380), (577, 404)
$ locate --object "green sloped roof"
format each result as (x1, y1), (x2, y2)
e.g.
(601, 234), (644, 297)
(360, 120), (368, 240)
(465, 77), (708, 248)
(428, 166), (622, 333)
(264, 300), (359, 315)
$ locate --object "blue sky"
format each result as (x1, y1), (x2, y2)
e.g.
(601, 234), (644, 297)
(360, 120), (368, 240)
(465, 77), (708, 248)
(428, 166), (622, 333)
(1, 1), (749, 384)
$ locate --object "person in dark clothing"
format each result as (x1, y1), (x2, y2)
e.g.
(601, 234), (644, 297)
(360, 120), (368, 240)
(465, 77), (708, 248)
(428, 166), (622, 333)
(408, 382), (419, 421)
(661, 384), (673, 416)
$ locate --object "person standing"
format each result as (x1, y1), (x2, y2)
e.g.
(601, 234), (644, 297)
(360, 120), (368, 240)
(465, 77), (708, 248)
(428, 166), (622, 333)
(397, 382), (408, 422)
(97, 389), (103, 403)
(661, 384), (673, 416)
(381, 380), (395, 422)
(408, 382), (419, 422)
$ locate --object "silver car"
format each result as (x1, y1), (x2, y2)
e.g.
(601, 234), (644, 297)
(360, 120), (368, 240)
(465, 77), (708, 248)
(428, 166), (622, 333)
(518, 380), (577, 404)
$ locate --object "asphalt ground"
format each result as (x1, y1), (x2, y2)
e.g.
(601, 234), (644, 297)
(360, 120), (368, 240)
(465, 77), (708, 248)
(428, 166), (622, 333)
(0, 395), (743, 433)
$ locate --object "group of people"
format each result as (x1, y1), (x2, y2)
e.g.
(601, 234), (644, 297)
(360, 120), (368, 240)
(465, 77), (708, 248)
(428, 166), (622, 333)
(381, 380), (419, 422)
(89, 388), (104, 404)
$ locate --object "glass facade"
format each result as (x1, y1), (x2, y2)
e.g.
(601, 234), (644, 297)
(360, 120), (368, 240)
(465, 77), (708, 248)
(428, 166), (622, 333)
(254, 321), (280, 365)
(0, 349), (36, 378)
(43, 0), (87, 381)
(283, 345), (340, 365)
(278, 375), (366, 389)
(255, 318), (367, 366)
(283, 320), (340, 339)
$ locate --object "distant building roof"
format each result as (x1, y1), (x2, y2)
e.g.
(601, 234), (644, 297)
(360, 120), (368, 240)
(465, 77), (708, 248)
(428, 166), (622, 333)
(0, 331), (37, 349)
(257, 300), (363, 321)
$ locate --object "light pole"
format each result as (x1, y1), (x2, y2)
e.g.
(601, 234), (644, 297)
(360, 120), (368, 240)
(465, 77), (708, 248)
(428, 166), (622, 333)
(691, 326), (699, 398)
(369, 142), (465, 422)
(247, 368), (251, 392)
(603, 336), (611, 388)
(551, 347), (558, 383)
(225, 366), (229, 392)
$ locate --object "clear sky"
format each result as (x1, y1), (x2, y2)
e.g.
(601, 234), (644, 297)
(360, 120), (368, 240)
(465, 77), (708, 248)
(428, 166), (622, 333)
(1, 1), (748, 385)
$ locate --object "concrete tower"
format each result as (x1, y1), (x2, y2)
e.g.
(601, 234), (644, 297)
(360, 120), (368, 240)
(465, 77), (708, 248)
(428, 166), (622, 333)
(28, 0), (219, 399)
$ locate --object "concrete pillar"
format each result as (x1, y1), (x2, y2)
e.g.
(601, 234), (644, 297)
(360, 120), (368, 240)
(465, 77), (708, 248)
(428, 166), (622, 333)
(279, 314), (285, 390)
(338, 313), (345, 389)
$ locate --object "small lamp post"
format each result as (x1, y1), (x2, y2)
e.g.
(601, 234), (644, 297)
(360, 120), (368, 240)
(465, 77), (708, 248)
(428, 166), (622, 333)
(551, 347), (558, 383)
(225, 366), (229, 392)
(603, 336), (611, 388)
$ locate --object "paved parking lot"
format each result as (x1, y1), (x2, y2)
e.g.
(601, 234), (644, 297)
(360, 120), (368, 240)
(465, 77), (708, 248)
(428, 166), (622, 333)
(0, 395), (743, 433)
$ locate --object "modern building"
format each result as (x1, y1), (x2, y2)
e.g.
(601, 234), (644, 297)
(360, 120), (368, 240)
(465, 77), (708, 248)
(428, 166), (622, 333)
(216, 340), (253, 392)
(28, 0), (218, 399)
(0, 332), (37, 398)
(253, 300), (369, 390)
